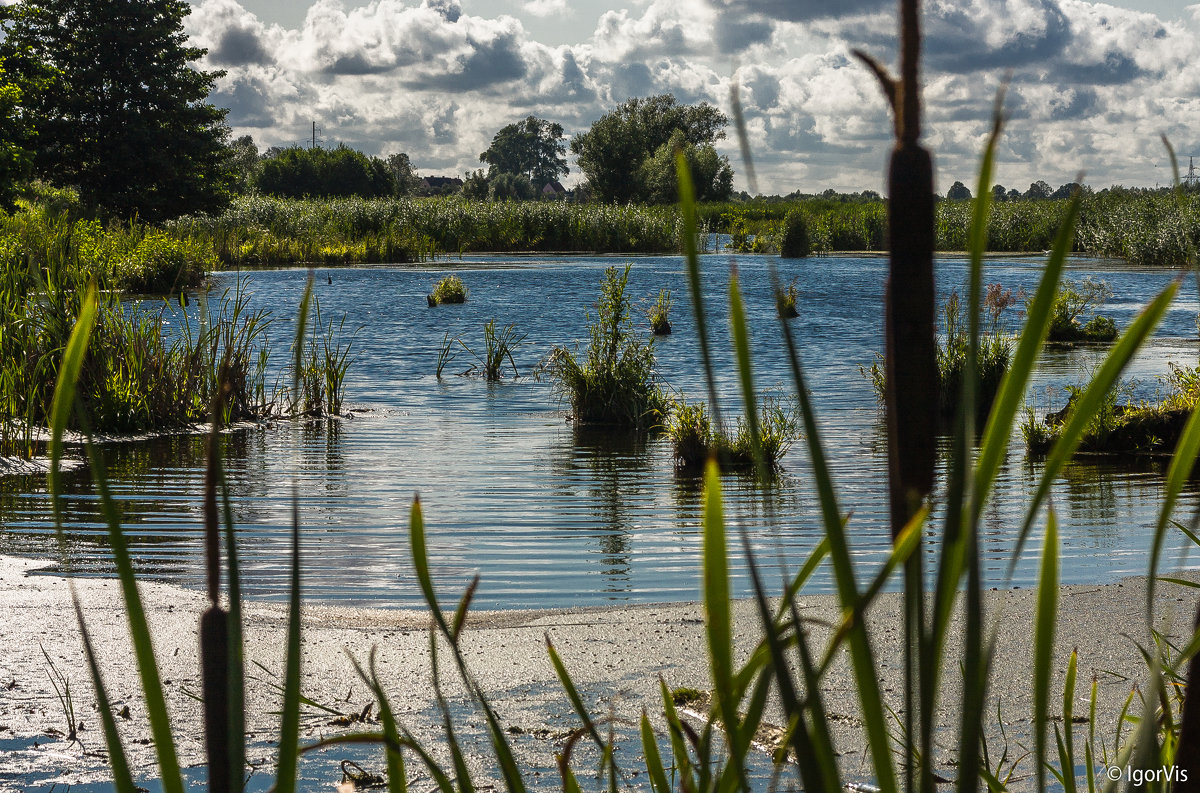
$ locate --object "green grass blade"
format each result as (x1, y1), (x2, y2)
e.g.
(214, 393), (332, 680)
(409, 497), (450, 636)
(702, 459), (734, 726)
(1146, 395), (1200, 616)
(1034, 510), (1060, 793)
(659, 678), (694, 788)
(48, 281), (97, 527)
(275, 495), (303, 793)
(775, 281), (897, 793)
(728, 269), (765, 477)
(348, 650), (407, 793)
(974, 193), (1079, 520)
(78, 436), (184, 793)
(1015, 281), (1179, 566)
(741, 530), (837, 791)
(71, 597), (138, 793)
(677, 149), (722, 422)
(1062, 649), (1079, 793)
(640, 711), (672, 793)
(546, 635), (603, 747)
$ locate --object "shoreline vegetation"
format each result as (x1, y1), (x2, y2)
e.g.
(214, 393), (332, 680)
(1, 186), (1196, 275)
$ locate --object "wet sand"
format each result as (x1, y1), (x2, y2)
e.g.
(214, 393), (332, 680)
(1, 553), (1196, 791)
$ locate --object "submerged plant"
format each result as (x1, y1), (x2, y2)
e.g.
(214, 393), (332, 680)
(545, 264), (669, 428)
(427, 274), (468, 306)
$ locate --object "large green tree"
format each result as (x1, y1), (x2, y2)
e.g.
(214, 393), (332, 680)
(570, 94), (730, 203)
(479, 116), (568, 190)
(0, 59), (34, 210)
(0, 0), (233, 220)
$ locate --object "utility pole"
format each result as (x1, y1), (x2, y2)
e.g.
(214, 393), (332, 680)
(1185, 156), (1199, 189)
(310, 121), (322, 150)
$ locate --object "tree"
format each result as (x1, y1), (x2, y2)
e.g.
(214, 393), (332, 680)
(1023, 180), (1053, 200)
(946, 181), (972, 201)
(255, 145), (394, 198)
(0, 0), (234, 220)
(479, 116), (567, 190)
(226, 135), (260, 195)
(570, 94), (729, 203)
(0, 59), (33, 210)
(488, 172), (535, 201)
(1051, 182), (1089, 200)
(991, 184), (1007, 202)
(461, 169), (489, 200)
(638, 129), (733, 203)
(385, 152), (421, 196)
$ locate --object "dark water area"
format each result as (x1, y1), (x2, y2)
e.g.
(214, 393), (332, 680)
(2, 253), (1199, 609)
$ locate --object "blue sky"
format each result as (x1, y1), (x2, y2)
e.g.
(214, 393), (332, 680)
(183, 0), (1200, 194)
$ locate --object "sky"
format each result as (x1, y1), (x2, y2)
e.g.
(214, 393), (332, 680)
(182, 0), (1200, 195)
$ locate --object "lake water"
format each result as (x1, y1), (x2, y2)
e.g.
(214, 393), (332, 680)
(2, 253), (1199, 609)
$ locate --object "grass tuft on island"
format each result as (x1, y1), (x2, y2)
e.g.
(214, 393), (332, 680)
(666, 396), (800, 472)
(428, 274), (468, 306)
(546, 264), (669, 428)
(1024, 364), (1200, 457)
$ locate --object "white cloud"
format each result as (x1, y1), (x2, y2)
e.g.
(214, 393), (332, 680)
(522, 0), (567, 17)
(186, 0), (1200, 193)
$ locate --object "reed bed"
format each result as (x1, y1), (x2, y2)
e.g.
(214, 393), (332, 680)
(0, 243), (353, 456)
(1, 200), (215, 293)
(169, 195), (685, 264)
(704, 191), (1200, 263)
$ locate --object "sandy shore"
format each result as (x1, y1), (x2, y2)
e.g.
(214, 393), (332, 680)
(2, 553), (1197, 791)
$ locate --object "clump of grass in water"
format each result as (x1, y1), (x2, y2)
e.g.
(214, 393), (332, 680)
(427, 274), (468, 306)
(282, 293), (357, 415)
(775, 277), (800, 318)
(667, 395), (800, 472)
(459, 319), (526, 380)
(1044, 276), (1119, 343)
(864, 282), (1018, 423)
(648, 288), (672, 334)
(545, 263), (669, 428)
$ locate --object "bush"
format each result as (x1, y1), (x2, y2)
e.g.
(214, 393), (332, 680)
(546, 264), (668, 428)
(428, 274), (468, 306)
(779, 210), (810, 257)
(111, 231), (214, 293)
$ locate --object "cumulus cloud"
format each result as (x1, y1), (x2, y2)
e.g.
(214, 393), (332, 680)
(186, 0), (1200, 193)
(523, 0), (567, 17)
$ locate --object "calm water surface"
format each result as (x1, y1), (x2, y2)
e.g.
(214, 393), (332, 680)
(2, 253), (1199, 608)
